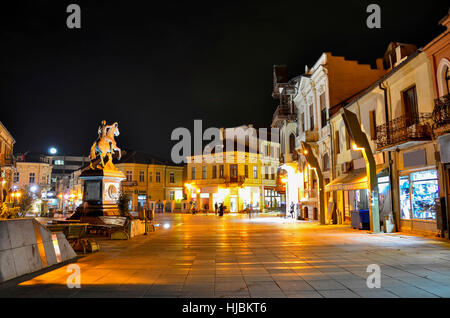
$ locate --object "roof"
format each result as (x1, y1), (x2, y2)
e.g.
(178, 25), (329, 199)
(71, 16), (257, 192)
(328, 49), (421, 117)
(115, 150), (181, 166)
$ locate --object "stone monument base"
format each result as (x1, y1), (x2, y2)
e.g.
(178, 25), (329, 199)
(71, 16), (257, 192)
(70, 169), (125, 223)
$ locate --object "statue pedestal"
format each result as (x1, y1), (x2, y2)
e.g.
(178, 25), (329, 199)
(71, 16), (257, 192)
(78, 169), (125, 219)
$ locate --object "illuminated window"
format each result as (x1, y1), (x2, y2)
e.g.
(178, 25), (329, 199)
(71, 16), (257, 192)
(219, 165), (224, 178)
(54, 160), (64, 165)
(253, 166), (258, 179)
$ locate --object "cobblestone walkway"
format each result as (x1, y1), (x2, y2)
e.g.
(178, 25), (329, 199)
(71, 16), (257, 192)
(2, 213), (450, 298)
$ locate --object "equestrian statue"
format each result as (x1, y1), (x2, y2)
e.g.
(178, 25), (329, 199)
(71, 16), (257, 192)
(89, 120), (122, 170)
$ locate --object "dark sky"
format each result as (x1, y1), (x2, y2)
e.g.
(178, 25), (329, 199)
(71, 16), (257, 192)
(1, 0), (449, 159)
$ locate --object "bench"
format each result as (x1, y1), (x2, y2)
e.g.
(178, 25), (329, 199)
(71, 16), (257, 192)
(47, 223), (90, 252)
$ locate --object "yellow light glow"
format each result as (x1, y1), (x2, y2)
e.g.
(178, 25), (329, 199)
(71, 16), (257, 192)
(196, 189), (200, 193)
(184, 183), (192, 189)
(303, 149), (308, 155)
(352, 143), (364, 151)
(281, 178), (288, 184)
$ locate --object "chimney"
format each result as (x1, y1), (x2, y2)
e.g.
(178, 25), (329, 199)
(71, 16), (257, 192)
(375, 58), (384, 70)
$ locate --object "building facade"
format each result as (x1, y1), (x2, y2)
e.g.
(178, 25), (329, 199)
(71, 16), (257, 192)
(115, 151), (184, 213)
(424, 9), (450, 237)
(289, 53), (386, 222)
(0, 121), (15, 204)
(185, 125), (280, 213)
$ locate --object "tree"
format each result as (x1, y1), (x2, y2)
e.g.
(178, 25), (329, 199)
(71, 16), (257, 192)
(17, 190), (33, 217)
(117, 191), (132, 218)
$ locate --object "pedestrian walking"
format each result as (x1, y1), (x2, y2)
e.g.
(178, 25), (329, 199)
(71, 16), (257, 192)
(290, 202), (295, 219)
(214, 202), (218, 215)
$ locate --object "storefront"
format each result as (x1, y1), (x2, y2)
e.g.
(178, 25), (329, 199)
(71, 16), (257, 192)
(326, 167), (390, 225)
(398, 169), (439, 233)
(264, 187), (282, 210)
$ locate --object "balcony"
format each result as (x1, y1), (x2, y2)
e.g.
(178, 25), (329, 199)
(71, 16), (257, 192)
(297, 130), (319, 144)
(375, 113), (432, 151)
(433, 94), (450, 136)
(0, 154), (15, 167)
(272, 104), (297, 127)
(121, 180), (138, 187)
(224, 175), (245, 185)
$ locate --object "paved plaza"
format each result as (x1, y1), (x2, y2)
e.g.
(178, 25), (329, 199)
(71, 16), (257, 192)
(2, 213), (450, 298)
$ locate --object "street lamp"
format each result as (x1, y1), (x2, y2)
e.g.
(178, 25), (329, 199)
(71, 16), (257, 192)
(49, 147), (57, 155)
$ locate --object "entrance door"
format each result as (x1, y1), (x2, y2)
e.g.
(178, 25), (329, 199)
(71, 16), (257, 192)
(230, 197), (237, 212)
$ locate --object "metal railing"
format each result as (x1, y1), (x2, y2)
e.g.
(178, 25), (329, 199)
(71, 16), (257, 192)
(272, 104), (297, 124)
(0, 154), (15, 167)
(433, 93), (450, 132)
(375, 113), (432, 150)
(225, 175), (246, 185)
(121, 180), (138, 187)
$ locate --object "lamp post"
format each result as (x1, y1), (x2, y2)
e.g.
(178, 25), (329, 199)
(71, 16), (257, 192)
(341, 108), (380, 233)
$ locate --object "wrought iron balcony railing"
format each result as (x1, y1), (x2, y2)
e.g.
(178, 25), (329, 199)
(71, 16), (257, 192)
(0, 154), (15, 167)
(433, 94), (450, 135)
(272, 104), (297, 125)
(225, 175), (246, 185)
(121, 180), (138, 187)
(375, 113), (432, 150)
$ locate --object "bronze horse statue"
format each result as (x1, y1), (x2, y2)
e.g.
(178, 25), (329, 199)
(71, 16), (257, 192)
(89, 121), (122, 169)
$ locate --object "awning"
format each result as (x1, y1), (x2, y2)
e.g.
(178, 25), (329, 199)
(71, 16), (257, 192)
(200, 186), (219, 193)
(325, 171), (367, 192)
(325, 166), (387, 192)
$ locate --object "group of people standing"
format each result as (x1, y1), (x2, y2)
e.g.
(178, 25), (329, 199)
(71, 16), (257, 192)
(214, 202), (225, 216)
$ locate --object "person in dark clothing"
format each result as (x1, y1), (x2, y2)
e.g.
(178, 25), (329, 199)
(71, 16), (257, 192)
(219, 203), (224, 216)
(290, 202), (295, 219)
(214, 202), (218, 214)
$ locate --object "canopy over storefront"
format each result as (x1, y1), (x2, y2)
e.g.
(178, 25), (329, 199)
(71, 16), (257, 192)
(325, 167), (387, 192)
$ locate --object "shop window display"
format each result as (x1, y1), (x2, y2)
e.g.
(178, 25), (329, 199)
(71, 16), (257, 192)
(399, 170), (439, 220)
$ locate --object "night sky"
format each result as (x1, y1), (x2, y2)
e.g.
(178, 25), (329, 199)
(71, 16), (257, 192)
(1, 0), (449, 160)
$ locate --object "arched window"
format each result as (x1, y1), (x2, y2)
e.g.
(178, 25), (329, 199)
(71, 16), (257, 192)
(446, 66), (450, 95)
(437, 59), (450, 97)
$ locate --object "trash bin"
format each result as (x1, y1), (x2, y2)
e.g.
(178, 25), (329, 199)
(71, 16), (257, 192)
(350, 210), (360, 229)
(359, 209), (370, 230)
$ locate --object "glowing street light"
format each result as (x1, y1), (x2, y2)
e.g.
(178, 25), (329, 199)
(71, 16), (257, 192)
(49, 147), (57, 155)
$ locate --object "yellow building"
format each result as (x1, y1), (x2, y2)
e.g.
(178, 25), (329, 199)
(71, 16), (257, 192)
(185, 125), (280, 213)
(116, 151), (184, 212)
(0, 121), (15, 203)
(14, 153), (52, 194)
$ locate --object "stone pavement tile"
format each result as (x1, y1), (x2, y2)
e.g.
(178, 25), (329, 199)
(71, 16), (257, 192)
(277, 280), (315, 292)
(307, 279), (347, 291)
(402, 283), (450, 298)
(351, 288), (399, 298)
(215, 290), (250, 298)
(337, 278), (372, 290)
(385, 286), (439, 298)
(243, 275), (274, 283)
(249, 289), (286, 298)
(285, 291), (323, 298)
(318, 290), (360, 298)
